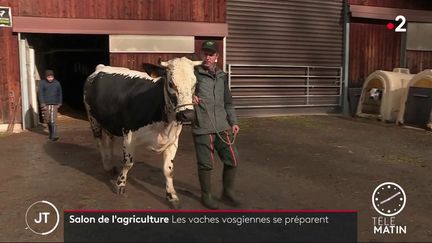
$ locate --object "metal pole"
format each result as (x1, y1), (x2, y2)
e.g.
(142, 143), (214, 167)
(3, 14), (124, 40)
(228, 64), (232, 90)
(400, 30), (407, 68)
(223, 36), (227, 73)
(342, 1), (350, 115)
(339, 67), (343, 106)
(306, 66), (310, 105)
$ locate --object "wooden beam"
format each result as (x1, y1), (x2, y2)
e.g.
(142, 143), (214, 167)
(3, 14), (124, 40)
(12, 16), (228, 36)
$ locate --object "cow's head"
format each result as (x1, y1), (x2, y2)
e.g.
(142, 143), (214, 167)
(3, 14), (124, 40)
(144, 57), (202, 123)
(368, 88), (382, 101)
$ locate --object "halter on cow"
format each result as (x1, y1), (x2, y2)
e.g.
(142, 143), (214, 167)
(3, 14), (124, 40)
(83, 57), (201, 208)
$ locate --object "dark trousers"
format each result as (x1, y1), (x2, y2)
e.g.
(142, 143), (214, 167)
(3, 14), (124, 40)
(43, 105), (58, 139)
(193, 131), (239, 170)
(47, 123), (57, 139)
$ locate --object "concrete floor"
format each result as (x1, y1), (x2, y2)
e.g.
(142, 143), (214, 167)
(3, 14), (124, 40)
(0, 115), (431, 242)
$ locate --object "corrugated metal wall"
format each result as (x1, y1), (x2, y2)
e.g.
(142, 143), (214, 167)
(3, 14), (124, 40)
(226, 0), (344, 116)
(227, 0), (344, 66)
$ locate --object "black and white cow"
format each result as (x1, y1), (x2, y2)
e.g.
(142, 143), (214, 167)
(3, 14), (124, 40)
(83, 57), (201, 208)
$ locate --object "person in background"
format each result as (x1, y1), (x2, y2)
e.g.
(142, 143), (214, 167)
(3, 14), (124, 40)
(192, 41), (241, 209)
(38, 69), (62, 141)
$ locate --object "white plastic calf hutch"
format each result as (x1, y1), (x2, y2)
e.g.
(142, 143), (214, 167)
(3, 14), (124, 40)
(356, 68), (414, 122)
(397, 69), (432, 129)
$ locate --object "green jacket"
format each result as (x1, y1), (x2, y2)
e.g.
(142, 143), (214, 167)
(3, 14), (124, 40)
(192, 66), (238, 135)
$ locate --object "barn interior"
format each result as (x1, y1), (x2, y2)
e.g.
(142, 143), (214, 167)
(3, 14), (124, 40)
(22, 34), (109, 119)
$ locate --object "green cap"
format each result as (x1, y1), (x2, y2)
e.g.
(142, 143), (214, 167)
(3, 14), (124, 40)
(201, 40), (218, 53)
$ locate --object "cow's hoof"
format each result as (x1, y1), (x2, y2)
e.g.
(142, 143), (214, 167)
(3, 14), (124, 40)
(110, 180), (127, 196)
(116, 185), (127, 195)
(168, 199), (181, 210)
(166, 193), (181, 209)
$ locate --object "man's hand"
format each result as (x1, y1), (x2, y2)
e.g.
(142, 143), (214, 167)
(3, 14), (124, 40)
(193, 95), (202, 105)
(232, 125), (240, 135)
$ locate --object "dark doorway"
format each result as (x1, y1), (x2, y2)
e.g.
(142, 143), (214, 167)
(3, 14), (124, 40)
(23, 34), (109, 119)
(403, 87), (432, 128)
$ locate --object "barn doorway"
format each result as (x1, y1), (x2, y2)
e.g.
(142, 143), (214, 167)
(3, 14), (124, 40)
(22, 34), (109, 122)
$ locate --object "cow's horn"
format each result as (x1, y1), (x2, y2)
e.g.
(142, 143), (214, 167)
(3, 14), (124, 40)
(160, 61), (169, 67)
(192, 61), (203, 66)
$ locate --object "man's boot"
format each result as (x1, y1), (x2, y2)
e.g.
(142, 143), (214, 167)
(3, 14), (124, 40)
(47, 123), (53, 139)
(198, 170), (219, 209)
(222, 165), (241, 207)
(51, 123), (59, 141)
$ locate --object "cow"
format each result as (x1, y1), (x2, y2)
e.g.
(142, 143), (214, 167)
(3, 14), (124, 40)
(83, 57), (202, 208)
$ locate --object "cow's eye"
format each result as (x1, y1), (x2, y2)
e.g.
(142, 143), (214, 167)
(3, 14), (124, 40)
(168, 82), (178, 92)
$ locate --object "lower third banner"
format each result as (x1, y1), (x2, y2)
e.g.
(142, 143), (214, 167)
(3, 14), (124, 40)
(64, 210), (357, 242)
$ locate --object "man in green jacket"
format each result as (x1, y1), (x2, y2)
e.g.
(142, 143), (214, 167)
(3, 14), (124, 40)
(192, 40), (241, 209)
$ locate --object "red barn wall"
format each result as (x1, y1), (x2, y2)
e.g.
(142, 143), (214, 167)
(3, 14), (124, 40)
(0, 0), (227, 125)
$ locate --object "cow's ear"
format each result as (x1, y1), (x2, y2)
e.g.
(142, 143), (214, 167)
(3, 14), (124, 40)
(143, 63), (166, 78)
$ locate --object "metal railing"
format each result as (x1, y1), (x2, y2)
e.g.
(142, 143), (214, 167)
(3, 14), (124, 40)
(228, 64), (343, 109)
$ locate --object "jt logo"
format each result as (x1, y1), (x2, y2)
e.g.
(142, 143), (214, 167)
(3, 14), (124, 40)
(26, 201), (60, 235)
(34, 212), (50, 224)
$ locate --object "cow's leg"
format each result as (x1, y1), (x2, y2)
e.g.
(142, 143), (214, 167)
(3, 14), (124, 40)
(89, 116), (116, 174)
(88, 116), (114, 172)
(101, 130), (116, 176)
(163, 140), (180, 209)
(115, 130), (136, 195)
